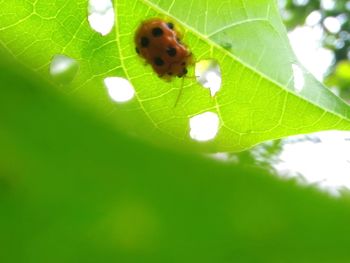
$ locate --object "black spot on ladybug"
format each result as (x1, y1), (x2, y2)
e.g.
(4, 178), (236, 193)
(135, 47), (140, 54)
(167, 72), (173, 75)
(152, 27), (163, 37)
(181, 62), (186, 66)
(167, 22), (174, 29)
(154, 57), (164, 66)
(141, 37), (149, 47)
(166, 47), (177, 57)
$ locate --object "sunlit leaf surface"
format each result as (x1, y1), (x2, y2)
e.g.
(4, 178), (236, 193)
(1, 0), (350, 152)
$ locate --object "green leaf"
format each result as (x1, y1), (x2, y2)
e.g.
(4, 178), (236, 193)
(2, 48), (350, 263)
(1, 0), (350, 152)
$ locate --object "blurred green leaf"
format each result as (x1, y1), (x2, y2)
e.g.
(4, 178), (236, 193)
(0, 0), (350, 152)
(1, 49), (350, 263)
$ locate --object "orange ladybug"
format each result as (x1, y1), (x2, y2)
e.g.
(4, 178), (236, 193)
(134, 18), (193, 79)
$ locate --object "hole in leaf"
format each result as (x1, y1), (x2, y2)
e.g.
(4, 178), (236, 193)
(104, 77), (135, 103)
(50, 55), (79, 84)
(195, 59), (222, 97)
(88, 0), (115, 36)
(189, 112), (219, 142)
(292, 64), (305, 92)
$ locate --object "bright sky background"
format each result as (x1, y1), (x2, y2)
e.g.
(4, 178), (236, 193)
(273, 5), (350, 196)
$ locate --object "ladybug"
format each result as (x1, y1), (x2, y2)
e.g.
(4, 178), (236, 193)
(134, 18), (193, 79)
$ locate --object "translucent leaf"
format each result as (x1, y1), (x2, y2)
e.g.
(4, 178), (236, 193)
(1, 0), (350, 152)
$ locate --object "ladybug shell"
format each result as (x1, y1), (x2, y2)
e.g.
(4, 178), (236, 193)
(134, 19), (192, 78)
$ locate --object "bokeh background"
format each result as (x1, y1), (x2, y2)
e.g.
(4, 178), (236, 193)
(237, 0), (350, 196)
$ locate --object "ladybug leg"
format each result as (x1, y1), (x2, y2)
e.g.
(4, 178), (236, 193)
(174, 77), (185, 107)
